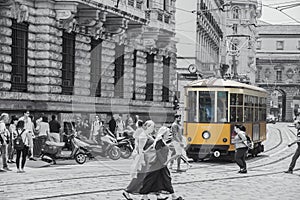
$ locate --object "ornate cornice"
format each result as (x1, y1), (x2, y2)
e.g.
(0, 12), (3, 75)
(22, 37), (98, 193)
(10, 1), (29, 23)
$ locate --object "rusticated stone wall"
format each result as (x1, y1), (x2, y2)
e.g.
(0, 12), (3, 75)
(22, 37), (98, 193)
(0, 0), (177, 123)
(101, 40), (115, 98)
(0, 9), (13, 91)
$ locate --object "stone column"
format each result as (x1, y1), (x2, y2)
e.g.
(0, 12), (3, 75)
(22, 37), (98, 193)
(74, 34), (91, 96)
(169, 53), (177, 103)
(123, 45), (134, 99)
(135, 50), (147, 100)
(153, 54), (163, 102)
(101, 40), (115, 98)
(0, 12), (12, 91)
(29, 0), (62, 94)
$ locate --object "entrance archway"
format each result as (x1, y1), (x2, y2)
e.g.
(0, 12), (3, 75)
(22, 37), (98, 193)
(270, 89), (286, 121)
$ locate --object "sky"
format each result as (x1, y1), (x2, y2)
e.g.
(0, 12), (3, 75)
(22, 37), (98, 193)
(259, 0), (300, 24)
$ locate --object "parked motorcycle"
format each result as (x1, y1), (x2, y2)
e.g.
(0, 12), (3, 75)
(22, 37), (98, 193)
(40, 133), (93, 164)
(117, 131), (134, 159)
(78, 127), (121, 160)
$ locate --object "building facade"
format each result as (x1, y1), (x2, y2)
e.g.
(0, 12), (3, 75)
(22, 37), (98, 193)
(174, 0), (226, 117)
(225, 0), (262, 84)
(0, 0), (177, 124)
(196, 0), (226, 78)
(256, 25), (300, 122)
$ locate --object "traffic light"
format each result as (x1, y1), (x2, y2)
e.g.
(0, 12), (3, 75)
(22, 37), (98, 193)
(173, 95), (179, 110)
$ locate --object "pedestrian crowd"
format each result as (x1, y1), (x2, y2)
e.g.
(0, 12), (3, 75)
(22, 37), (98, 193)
(0, 111), (61, 173)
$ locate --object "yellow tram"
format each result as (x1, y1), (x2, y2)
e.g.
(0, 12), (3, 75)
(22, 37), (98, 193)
(184, 78), (267, 161)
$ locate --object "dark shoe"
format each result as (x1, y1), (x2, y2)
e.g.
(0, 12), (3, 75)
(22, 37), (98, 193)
(176, 169), (186, 173)
(284, 170), (293, 174)
(173, 197), (184, 200)
(239, 169), (247, 174)
(157, 197), (168, 200)
(29, 157), (37, 161)
(0, 169), (7, 173)
(3, 167), (12, 171)
(122, 192), (133, 200)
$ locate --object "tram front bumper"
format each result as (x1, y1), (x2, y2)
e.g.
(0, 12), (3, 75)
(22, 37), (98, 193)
(187, 144), (230, 159)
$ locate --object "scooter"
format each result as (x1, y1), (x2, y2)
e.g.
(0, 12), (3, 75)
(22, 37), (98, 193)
(78, 127), (121, 160)
(40, 133), (93, 164)
(117, 131), (134, 159)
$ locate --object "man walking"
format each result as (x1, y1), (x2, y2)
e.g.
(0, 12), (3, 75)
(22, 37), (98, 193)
(170, 114), (185, 172)
(49, 115), (61, 142)
(90, 115), (102, 142)
(0, 113), (12, 171)
(19, 111), (35, 160)
(285, 120), (300, 174)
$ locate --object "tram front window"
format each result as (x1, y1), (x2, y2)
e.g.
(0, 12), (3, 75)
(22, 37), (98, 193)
(187, 91), (197, 122)
(199, 91), (215, 122)
(217, 91), (228, 122)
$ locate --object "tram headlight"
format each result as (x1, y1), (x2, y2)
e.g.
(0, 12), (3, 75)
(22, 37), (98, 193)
(202, 131), (211, 139)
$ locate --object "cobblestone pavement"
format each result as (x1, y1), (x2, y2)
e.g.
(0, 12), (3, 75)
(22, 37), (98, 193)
(1, 123), (300, 200)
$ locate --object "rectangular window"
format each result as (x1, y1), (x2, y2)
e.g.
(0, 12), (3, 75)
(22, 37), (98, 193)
(230, 93), (243, 122)
(232, 24), (238, 34)
(128, 0), (134, 7)
(199, 91), (215, 122)
(145, 53), (154, 101)
(114, 44), (125, 98)
(11, 19), (28, 92)
(62, 32), (76, 95)
(217, 91), (228, 122)
(187, 91), (197, 122)
(276, 41), (284, 50)
(276, 70), (282, 81)
(163, 0), (169, 11)
(162, 56), (170, 102)
(256, 41), (261, 50)
(90, 38), (103, 97)
(132, 50), (137, 100)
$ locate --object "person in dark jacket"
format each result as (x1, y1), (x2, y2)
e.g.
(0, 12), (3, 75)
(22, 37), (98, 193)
(108, 114), (117, 137)
(285, 120), (300, 174)
(232, 124), (248, 173)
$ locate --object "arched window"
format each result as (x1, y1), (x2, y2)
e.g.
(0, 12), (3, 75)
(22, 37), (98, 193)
(232, 6), (240, 19)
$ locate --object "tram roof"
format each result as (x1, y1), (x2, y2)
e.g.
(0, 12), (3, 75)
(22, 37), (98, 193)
(185, 78), (267, 93)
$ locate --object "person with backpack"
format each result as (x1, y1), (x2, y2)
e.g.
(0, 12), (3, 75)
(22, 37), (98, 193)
(232, 124), (248, 174)
(14, 120), (32, 173)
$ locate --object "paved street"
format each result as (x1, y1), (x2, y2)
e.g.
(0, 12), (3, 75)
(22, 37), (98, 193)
(1, 123), (300, 200)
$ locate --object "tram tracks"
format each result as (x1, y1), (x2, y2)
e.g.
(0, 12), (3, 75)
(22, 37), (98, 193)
(6, 125), (298, 199)
(2, 126), (289, 188)
(26, 166), (300, 200)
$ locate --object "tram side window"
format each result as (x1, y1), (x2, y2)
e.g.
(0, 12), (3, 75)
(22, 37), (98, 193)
(244, 95), (253, 122)
(217, 91), (228, 122)
(259, 97), (267, 121)
(187, 91), (197, 122)
(230, 93), (243, 122)
(199, 91), (215, 122)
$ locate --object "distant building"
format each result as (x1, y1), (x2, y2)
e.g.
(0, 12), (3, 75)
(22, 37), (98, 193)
(196, 0), (226, 78)
(256, 25), (300, 122)
(0, 0), (177, 124)
(225, 0), (262, 84)
(175, 0), (226, 116)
